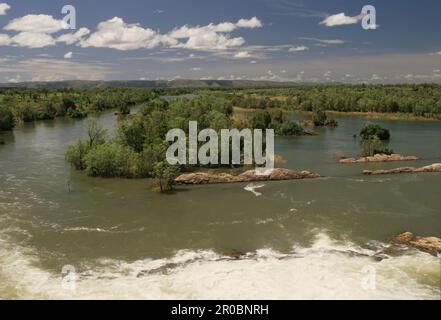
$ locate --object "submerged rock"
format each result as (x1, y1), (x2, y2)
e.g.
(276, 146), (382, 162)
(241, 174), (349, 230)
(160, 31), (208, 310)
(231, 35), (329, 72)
(340, 154), (418, 164)
(390, 232), (441, 256)
(223, 250), (247, 260)
(175, 168), (320, 185)
(363, 163), (441, 175)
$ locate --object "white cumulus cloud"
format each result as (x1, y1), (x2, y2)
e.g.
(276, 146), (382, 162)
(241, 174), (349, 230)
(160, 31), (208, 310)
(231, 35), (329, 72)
(11, 32), (55, 48)
(1, 15), (263, 52)
(236, 17), (263, 28)
(289, 45), (309, 52)
(319, 39), (345, 44)
(234, 51), (252, 59)
(168, 17), (263, 51)
(57, 27), (90, 45)
(0, 33), (10, 45)
(0, 3), (10, 15)
(320, 13), (361, 27)
(4, 14), (65, 33)
(79, 17), (177, 50)
(64, 51), (73, 59)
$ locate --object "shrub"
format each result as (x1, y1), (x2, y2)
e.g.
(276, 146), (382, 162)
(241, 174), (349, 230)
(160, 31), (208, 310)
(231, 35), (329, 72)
(360, 124), (390, 140)
(84, 143), (123, 177)
(251, 111), (272, 129)
(35, 102), (57, 120)
(65, 139), (90, 170)
(312, 109), (327, 126)
(118, 104), (130, 115)
(325, 118), (339, 127)
(275, 122), (305, 136)
(14, 103), (36, 122)
(139, 98), (169, 116)
(84, 143), (141, 178)
(153, 161), (180, 192)
(67, 107), (87, 119)
(360, 136), (394, 156)
(0, 106), (15, 131)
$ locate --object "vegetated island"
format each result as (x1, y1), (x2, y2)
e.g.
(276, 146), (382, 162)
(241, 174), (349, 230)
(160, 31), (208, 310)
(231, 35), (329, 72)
(62, 94), (316, 192)
(340, 124), (419, 164)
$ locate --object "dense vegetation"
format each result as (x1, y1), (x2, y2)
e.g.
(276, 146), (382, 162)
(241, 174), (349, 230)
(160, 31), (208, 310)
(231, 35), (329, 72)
(360, 124), (391, 141)
(227, 84), (441, 118)
(0, 87), (160, 130)
(2, 84), (439, 190)
(65, 94), (305, 191)
(359, 124), (393, 156)
(1, 84), (440, 133)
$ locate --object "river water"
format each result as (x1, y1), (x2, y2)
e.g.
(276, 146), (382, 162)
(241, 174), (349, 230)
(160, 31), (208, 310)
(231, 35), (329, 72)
(0, 111), (440, 299)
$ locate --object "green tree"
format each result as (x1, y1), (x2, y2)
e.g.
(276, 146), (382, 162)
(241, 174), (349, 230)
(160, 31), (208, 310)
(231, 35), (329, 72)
(275, 122), (305, 136)
(152, 161), (180, 192)
(65, 139), (90, 170)
(251, 111), (272, 129)
(118, 116), (146, 152)
(360, 136), (394, 156)
(360, 124), (390, 140)
(0, 106), (15, 131)
(85, 118), (107, 148)
(312, 109), (327, 126)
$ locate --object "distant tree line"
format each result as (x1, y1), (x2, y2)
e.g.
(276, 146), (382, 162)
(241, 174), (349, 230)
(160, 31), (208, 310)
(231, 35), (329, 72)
(226, 84), (441, 117)
(2, 84), (440, 132)
(0, 87), (166, 131)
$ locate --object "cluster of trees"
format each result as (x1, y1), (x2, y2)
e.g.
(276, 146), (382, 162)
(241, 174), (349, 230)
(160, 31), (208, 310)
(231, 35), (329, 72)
(65, 94), (307, 191)
(250, 110), (305, 135)
(226, 84), (441, 118)
(311, 109), (338, 127)
(359, 124), (393, 156)
(0, 87), (159, 131)
(65, 95), (232, 191)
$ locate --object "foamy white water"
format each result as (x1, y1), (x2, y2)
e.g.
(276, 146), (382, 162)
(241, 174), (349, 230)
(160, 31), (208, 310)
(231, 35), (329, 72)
(1, 233), (439, 300)
(244, 183), (266, 197)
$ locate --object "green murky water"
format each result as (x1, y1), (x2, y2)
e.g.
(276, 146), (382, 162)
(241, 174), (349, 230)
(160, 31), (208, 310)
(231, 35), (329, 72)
(0, 111), (440, 299)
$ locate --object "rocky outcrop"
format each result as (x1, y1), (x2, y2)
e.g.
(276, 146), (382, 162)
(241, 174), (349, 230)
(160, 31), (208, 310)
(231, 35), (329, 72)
(363, 163), (441, 175)
(340, 154), (418, 164)
(389, 232), (441, 256)
(175, 168), (320, 185)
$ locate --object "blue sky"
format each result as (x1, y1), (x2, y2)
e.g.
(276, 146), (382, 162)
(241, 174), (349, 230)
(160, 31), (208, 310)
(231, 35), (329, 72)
(0, 0), (440, 83)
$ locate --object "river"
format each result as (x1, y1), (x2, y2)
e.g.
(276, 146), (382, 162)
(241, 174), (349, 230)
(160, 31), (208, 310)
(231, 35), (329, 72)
(0, 110), (440, 299)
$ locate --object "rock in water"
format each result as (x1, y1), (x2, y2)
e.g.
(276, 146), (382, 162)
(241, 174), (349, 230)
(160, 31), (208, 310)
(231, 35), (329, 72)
(175, 168), (320, 185)
(340, 154), (418, 164)
(390, 232), (415, 245)
(363, 163), (441, 175)
(390, 232), (441, 256)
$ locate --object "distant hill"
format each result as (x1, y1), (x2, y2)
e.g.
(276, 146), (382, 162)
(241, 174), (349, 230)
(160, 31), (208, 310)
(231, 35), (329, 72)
(0, 79), (298, 89)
